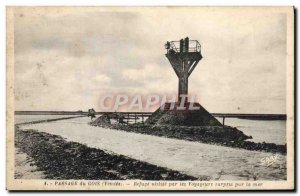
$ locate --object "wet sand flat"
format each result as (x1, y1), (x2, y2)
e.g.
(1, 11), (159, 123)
(15, 130), (198, 180)
(18, 117), (287, 180)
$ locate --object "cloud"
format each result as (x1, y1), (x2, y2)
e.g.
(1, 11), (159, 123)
(13, 7), (287, 113)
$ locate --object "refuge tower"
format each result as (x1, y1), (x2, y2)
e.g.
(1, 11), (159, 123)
(165, 37), (202, 102)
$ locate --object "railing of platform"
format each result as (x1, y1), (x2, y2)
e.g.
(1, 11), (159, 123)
(167, 40), (201, 53)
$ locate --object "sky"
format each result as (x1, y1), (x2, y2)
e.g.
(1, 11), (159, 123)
(13, 7), (287, 113)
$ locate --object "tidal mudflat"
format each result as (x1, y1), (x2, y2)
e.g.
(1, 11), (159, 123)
(16, 116), (287, 180)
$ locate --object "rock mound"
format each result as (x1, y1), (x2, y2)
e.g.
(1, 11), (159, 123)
(146, 102), (222, 126)
(90, 115), (110, 126)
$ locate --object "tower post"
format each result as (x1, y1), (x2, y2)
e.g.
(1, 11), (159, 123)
(165, 37), (202, 103)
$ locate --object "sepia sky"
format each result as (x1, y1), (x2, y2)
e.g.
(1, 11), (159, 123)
(13, 7), (287, 113)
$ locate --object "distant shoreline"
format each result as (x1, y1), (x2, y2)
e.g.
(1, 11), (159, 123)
(14, 111), (287, 120)
(236, 116), (287, 120)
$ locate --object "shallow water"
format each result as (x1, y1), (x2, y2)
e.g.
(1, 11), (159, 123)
(15, 115), (82, 124)
(216, 117), (286, 145)
(18, 116), (287, 181)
